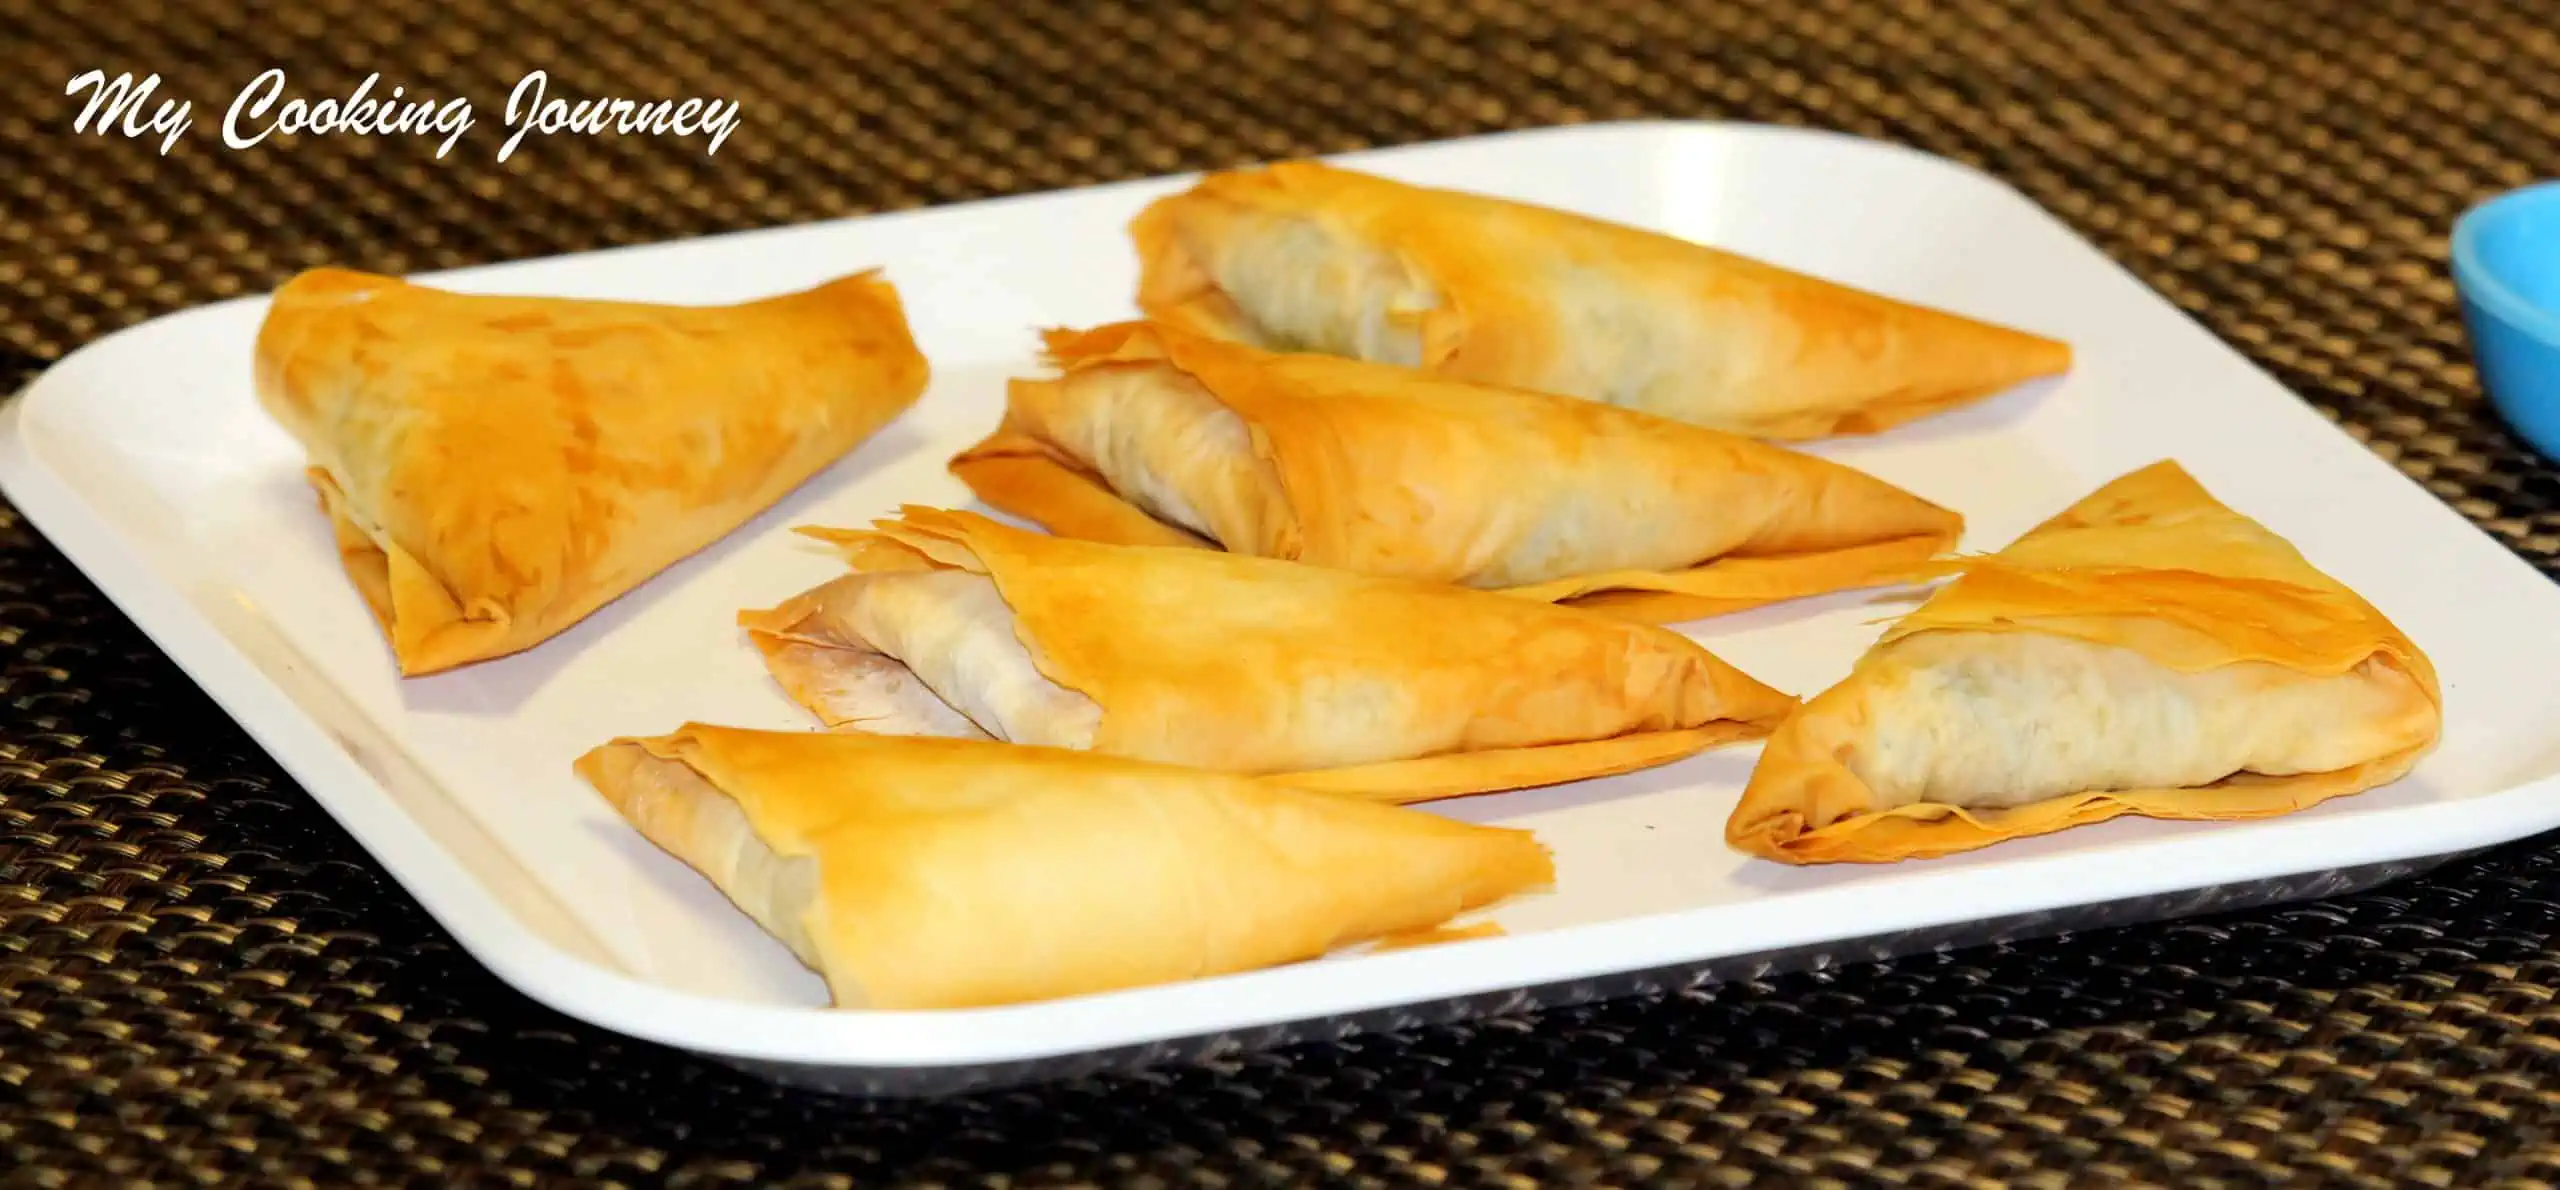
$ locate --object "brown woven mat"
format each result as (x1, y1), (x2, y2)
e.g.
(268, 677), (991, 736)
(7, 0), (2560, 1184)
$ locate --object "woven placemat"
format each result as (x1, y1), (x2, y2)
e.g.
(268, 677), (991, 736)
(7, 0), (2560, 1184)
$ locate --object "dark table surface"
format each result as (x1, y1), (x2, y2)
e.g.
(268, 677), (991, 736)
(8, 0), (2560, 1185)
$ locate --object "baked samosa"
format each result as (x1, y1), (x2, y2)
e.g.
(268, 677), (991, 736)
(1131, 161), (2073, 440)
(742, 507), (1798, 801)
(951, 321), (1965, 625)
(577, 724), (1554, 1010)
(1727, 461), (2442, 865)
(253, 266), (931, 675)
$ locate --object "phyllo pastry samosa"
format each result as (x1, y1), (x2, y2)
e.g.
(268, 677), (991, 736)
(253, 266), (931, 676)
(742, 506), (1797, 801)
(577, 725), (1555, 1009)
(950, 321), (1965, 625)
(1130, 161), (2073, 440)
(1726, 461), (2443, 865)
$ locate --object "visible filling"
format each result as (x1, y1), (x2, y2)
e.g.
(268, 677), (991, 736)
(757, 637), (990, 740)
(1209, 214), (1438, 366)
(1038, 366), (1280, 552)
(1206, 214), (1729, 423)
(1848, 631), (2427, 811)
(1544, 260), (1690, 412)
(822, 570), (1101, 749)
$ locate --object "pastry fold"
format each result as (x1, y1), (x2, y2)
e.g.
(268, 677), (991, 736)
(577, 725), (1555, 1010)
(950, 321), (1965, 625)
(742, 506), (1796, 801)
(1131, 161), (2073, 440)
(1727, 461), (2443, 865)
(253, 267), (931, 675)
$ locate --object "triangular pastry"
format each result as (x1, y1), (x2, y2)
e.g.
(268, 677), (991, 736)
(578, 725), (1555, 1009)
(951, 321), (1965, 625)
(743, 507), (1798, 801)
(1727, 461), (2443, 864)
(253, 267), (930, 675)
(1131, 161), (2072, 440)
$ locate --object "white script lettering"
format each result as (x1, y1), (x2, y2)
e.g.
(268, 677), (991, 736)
(500, 70), (740, 163)
(223, 69), (475, 158)
(65, 70), (192, 155)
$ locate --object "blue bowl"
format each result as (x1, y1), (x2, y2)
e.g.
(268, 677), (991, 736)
(2453, 180), (2560, 462)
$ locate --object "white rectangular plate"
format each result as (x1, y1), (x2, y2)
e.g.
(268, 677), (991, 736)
(7, 121), (2558, 1096)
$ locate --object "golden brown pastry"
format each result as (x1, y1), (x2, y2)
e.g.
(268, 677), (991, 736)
(951, 321), (1966, 624)
(1131, 161), (2073, 439)
(1727, 461), (2443, 865)
(577, 724), (1555, 1009)
(253, 266), (931, 676)
(742, 507), (1798, 801)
